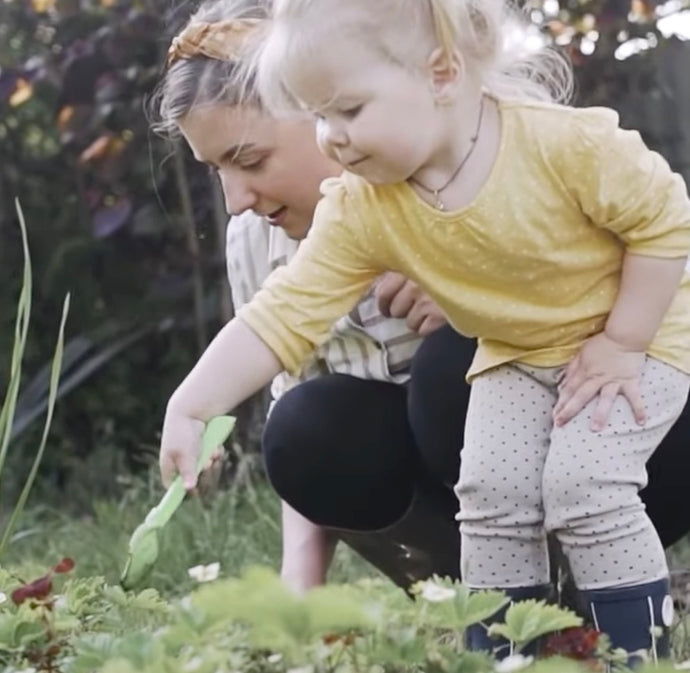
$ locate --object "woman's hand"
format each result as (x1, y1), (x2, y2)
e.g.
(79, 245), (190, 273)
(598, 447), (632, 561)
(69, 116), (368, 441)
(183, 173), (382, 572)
(375, 272), (447, 335)
(553, 331), (647, 431)
(159, 403), (206, 490)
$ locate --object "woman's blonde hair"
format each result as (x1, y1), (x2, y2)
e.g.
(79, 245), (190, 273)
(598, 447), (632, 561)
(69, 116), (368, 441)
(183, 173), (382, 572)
(149, 0), (270, 138)
(258, 0), (573, 113)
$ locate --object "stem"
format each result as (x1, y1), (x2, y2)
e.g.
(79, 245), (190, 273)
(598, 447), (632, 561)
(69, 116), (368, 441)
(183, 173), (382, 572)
(210, 177), (234, 323)
(173, 144), (207, 353)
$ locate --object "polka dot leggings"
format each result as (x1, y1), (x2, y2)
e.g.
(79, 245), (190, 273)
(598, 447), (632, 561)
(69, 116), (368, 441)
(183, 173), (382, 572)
(455, 357), (690, 591)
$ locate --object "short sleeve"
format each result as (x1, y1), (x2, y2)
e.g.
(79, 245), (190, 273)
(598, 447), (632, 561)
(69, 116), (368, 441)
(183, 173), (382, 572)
(565, 107), (690, 257)
(237, 178), (382, 375)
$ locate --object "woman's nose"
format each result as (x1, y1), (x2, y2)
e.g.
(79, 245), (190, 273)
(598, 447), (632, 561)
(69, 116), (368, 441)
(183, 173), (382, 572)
(219, 172), (257, 216)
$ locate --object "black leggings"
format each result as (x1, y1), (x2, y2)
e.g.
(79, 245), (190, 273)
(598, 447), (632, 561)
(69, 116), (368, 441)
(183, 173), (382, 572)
(263, 325), (690, 547)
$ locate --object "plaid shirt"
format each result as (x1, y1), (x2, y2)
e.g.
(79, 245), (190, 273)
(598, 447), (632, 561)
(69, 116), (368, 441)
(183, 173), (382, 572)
(226, 212), (423, 401)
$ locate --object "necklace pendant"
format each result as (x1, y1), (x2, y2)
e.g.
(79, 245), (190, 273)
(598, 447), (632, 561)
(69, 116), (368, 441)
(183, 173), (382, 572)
(434, 192), (445, 211)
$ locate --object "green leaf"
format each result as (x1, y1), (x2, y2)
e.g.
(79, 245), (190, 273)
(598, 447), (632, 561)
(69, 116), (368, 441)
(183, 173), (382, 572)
(0, 199), (32, 480)
(488, 600), (582, 647)
(414, 580), (510, 631)
(304, 583), (373, 633)
(461, 587), (512, 628)
(0, 291), (70, 555)
(12, 619), (45, 647)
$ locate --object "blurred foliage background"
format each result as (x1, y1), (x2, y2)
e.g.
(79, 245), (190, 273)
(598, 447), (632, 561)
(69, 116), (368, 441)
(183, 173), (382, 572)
(0, 0), (688, 512)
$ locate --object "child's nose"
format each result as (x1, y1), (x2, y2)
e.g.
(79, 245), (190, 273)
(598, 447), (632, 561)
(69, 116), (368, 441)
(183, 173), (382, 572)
(322, 119), (349, 148)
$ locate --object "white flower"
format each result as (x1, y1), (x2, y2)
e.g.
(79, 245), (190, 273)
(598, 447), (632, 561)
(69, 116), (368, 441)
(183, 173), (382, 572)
(267, 654), (283, 664)
(0, 592), (7, 606)
(287, 667), (313, 673)
(187, 562), (220, 583)
(183, 657), (204, 671)
(53, 594), (68, 610)
(420, 580), (456, 603)
(495, 654), (534, 673)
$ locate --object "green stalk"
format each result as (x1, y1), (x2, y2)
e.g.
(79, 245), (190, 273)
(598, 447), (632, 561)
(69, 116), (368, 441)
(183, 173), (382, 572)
(0, 294), (70, 555)
(0, 199), (32, 478)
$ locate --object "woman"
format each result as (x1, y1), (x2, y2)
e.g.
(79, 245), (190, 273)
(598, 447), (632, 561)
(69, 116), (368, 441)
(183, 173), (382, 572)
(153, 0), (690, 594)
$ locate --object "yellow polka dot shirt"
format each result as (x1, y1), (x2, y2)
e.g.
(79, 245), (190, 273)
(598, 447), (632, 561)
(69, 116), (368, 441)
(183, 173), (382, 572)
(238, 101), (690, 379)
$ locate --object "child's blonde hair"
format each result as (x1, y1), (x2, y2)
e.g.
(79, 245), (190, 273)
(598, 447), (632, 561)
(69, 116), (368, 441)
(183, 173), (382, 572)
(149, 0), (269, 138)
(258, 0), (573, 113)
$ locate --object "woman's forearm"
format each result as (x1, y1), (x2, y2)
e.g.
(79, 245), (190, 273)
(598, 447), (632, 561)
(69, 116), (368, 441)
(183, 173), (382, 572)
(605, 252), (687, 350)
(280, 501), (337, 594)
(168, 318), (283, 420)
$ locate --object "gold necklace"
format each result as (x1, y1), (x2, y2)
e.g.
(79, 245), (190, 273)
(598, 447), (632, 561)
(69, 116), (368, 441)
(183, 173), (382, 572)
(409, 97), (485, 211)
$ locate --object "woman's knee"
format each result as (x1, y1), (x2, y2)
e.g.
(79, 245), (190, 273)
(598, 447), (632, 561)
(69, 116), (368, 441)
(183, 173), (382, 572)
(262, 374), (417, 530)
(262, 380), (325, 478)
(407, 325), (474, 486)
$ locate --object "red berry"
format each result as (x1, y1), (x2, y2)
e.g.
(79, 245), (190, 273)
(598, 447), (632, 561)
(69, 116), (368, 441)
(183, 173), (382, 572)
(21, 575), (53, 601)
(544, 626), (601, 660)
(53, 558), (75, 574)
(11, 586), (30, 605)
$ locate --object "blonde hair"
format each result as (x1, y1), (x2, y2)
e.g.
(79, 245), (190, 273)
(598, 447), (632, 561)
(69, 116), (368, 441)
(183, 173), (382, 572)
(149, 0), (270, 138)
(258, 0), (573, 113)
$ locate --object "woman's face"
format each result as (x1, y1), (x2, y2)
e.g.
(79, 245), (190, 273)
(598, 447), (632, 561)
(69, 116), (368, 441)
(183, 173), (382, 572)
(178, 104), (341, 240)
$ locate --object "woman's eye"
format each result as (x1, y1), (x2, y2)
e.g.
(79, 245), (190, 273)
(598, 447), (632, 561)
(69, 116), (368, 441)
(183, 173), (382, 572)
(240, 157), (266, 172)
(341, 105), (362, 119)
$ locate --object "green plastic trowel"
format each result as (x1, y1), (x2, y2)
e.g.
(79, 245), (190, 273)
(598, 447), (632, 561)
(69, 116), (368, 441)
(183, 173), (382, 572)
(120, 415), (235, 590)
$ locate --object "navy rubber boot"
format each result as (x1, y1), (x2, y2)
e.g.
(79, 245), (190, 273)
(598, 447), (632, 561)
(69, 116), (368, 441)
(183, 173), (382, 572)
(580, 578), (674, 665)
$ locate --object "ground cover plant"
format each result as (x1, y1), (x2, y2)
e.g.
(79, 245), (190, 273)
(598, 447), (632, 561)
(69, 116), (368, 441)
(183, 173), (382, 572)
(3, 555), (690, 673)
(4, 204), (690, 672)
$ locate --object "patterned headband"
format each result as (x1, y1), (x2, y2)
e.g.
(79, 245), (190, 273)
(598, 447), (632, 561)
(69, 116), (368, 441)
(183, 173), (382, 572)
(166, 18), (263, 69)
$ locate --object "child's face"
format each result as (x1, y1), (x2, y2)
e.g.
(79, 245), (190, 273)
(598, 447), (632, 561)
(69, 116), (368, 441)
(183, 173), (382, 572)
(178, 104), (341, 240)
(287, 44), (443, 185)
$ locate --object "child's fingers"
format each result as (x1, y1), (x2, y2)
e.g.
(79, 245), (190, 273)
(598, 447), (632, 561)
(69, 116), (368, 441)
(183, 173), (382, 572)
(589, 382), (620, 431)
(553, 377), (601, 426)
(554, 363), (585, 417)
(622, 382), (647, 426)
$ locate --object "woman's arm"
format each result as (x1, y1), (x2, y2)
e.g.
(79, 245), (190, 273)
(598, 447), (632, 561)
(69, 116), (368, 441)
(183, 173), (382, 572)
(280, 501), (337, 593)
(160, 318), (282, 488)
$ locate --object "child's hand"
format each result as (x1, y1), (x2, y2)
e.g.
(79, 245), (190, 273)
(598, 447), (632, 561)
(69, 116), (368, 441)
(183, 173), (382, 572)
(553, 332), (647, 431)
(159, 406), (206, 490)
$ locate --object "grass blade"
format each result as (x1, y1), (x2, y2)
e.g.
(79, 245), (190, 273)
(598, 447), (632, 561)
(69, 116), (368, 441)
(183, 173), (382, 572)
(0, 293), (70, 556)
(0, 199), (33, 478)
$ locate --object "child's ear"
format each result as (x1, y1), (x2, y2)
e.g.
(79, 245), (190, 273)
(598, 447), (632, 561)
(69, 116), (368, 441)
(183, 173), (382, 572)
(427, 47), (463, 104)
